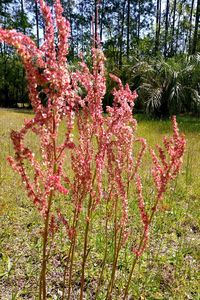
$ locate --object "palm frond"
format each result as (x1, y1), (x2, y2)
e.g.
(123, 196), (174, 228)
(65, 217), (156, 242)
(145, 88), (162, 113)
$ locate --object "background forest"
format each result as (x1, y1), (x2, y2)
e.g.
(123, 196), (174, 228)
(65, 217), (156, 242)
(0, 0), (200, 117)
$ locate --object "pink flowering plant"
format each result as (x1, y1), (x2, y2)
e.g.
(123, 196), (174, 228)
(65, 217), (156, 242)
(0, 0), (186, 299)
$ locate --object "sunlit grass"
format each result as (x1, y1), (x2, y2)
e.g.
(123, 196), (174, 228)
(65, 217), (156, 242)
(0, 109), (199, 299)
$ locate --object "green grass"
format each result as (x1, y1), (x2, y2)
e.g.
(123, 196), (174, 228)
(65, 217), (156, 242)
(0, 109), (200, 299)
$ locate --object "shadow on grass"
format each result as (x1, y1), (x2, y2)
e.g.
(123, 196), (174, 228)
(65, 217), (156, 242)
(0, 107), (34, 115)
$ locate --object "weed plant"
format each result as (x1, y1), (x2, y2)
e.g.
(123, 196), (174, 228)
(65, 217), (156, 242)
(0, 0), (198, 299)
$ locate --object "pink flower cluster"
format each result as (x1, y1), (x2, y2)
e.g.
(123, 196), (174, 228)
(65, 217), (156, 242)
(0, 0), (185, 259)
(0, 0), (74, 222)
(132, 116), (185, 257)
(151, 116), (186, 205)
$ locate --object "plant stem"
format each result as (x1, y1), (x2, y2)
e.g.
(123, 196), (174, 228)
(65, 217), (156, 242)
(79, 171), (96, 300)
(122, 235), (142, 300)
(94, 196), (109, 299)
(106, 226), (123, 300)
(39, 113), (57, 300)
(39, 190), (54, 300)
(79, 194), (93, 300)
(62, 239), (72, 300)
(66, 215), (79, 300)
(123, 197), (160, 300)
(65, 187), (88, 300)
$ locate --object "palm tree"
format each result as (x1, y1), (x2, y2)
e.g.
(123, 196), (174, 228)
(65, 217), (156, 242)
(132, 55), (200, 118)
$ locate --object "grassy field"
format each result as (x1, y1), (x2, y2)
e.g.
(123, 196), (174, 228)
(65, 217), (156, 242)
(0, 109), (200, 300)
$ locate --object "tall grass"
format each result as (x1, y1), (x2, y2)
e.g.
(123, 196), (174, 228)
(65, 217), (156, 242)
(0, 109), (200, 299)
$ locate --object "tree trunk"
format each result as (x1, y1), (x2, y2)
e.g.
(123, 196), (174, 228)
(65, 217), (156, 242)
(164, 0), (170, 57)
(127, 0), (130, 62)
(176, 8), (181, 52)
(137, 0), (141, 52)
(94, 0), (98, 48)
(100, 0), (105, 42)
(81, 2), (84, 52)
(20, 0), (26, 34)
(191, 0), (200, 54)
(170, 0), (177, 56)
(35, 0), (40, 48)
(21, 0), (27, 107)
(155, 0), (161, 54)
(76, 22), (79, 56)
(119, 0), (126, 68)
(188, 0), (195, 53)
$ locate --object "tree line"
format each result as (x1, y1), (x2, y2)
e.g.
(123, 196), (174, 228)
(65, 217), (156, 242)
(0, 0), (199, 117)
